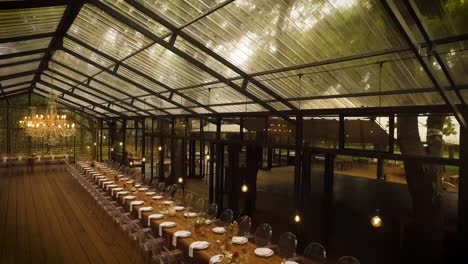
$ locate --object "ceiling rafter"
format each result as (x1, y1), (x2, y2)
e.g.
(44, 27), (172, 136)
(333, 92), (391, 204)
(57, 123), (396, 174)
(91, 0), (294, 123)
(36, 80), (126, 118)
(60, 47), (202, 116)
(33, 87), (108, 118)
(3, 87), (32, 98)
(0, 32), (55, 44)
(124, 0), (299, 112)
(0, 49), (48, 61)
(0, 0), (68, 10)
(2, 81), (31, 90)
(31, 0), (86, 91)
(49, 59), (172, 116)
(0, 70), (37, 82)
(380, 0), (466, 128)
(0, 83), (10, 104)
(0, 58), (43, 68)
(403, 0), (465, 106)
(45, 68), (158, 116)
(41, 71), (141, 116)
(63, 34), (217, 114)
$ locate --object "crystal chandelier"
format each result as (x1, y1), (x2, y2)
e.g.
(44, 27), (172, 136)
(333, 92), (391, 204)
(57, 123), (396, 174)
(19, 93), (76, 144)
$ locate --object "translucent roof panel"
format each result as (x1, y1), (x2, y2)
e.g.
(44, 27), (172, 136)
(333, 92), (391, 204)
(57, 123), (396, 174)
(68, 4), (152, 60)
(63, 37), (115, 68)
(159, 92), (197, 107)
(99, 0), (169, 36)
(117, 66), (166, 93)
(0, 61), (39, 77)
(180, 86), (246, 105)
(0, 74), (34, 87)
(184, 0), (406, 74)
(73, 88), (107, 105)
(437, 42), (468, 87)
(43, 70), (78, 87)
(0, 53), (43, 66)
(140, 95), (175, 108)
(52, 50), (102, 76)
(94, 71), (147, 96)
(0, 6), (65, 39)
(4, 83), (30, 93)
(48, 61), (89, 83)
(124, 43), (217, 88)
(412, 0), (468, 40)
(0, 37), (51, 56)
(89, 79), (129, 99)
(211, 103), (267, 113)
(40, 74), (74, 91)
(134, 0), (225, 28)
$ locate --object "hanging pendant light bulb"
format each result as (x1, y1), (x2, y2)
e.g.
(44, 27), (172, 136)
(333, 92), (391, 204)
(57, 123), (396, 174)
(158, 146), (162, 151)
(241, 183), (248, 193)
(371, 209), (382, 228)
(178, 177), (183, 184)
(142, 157), (146, 162)
(294, 210), (301, 223)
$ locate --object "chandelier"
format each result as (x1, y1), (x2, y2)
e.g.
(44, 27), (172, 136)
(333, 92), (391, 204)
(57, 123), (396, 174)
(267, 120), (292, 135)
(19, 93), (76, 144)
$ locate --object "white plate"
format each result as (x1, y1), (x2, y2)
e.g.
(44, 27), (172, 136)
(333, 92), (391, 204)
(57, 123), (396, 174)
(184, 212), (198, 218)
(160, 221), (176, 228)
(282, 261), (299, 264)
(175, 206), (185, 211)
(138, 187), (148, 191)
(232, 236), (248, 245)
(212, 227), (226, 234)
(135, 184), (142, 188)
(175, 230), (191, 238)
(145, 191), (156, 196)
(192, 241), (210, 250)
(209, 255), (224, 264)
(148, 213), (164, 220)
(163, 200), (174, 205)
(254, 248), (274, 257)
(152, 195), (163, 200)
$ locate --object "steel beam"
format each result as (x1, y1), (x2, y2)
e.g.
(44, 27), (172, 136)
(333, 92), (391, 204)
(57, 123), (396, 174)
(0, 70), (38, 81)
(64, 34), (217, 114)
(45, 69), (156, 116)
(33, 87), (108, 118)
(403, 0), (465, 105)
(92, 0), (293, 123)
(49, 59), (169, 114)
(37, 80), (126, 117)
(125, 0), (298, 112)
(0, 83), (8, 105)
(0, 58), (43, 68)
(0, 32), (55, 44)
(0, 49), (48, 61)
(32, 0), (85, 90)
(60, 47), (202, 116)
(0, 0), (68, 10)
(380, 0), (466, 128)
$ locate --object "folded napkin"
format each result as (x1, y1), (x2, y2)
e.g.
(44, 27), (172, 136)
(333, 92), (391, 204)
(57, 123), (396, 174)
(152, 195), (163, 200)
(159, 221), (176, 236)
(116, 191), (129, 197)
(172, 230), (191, 246)
(106, 184), (118, 191)
(189, 241), (210, 257)
(130, 200), (144, 212)
(147, 213), (164, 226)
(138, 187), (148, 191)
(111, 188), (124, 196)
(209, 255), (224, 264)
(123, 195), (136, 203)
(138, 206), (153, 219)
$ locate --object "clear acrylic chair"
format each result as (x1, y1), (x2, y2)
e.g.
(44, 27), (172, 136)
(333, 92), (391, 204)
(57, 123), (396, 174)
(336, 256), (360, 264)
(183, 193), (194, 210)
(278, 232), (297, 260)
(303, 243), (327, 264)
(173, 189), (184, 205)
(254, 223), (272, 247)
(155, 182), (166, 195)
(163, 185), (174, 200)
(218, 208), (234, 226)
(207, 203), (218, 221)
(237, 215), (252, 237)
(194, 197), (206, 215)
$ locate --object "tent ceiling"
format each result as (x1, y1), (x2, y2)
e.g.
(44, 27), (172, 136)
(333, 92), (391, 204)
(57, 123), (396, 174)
(1, 0), (467, 123)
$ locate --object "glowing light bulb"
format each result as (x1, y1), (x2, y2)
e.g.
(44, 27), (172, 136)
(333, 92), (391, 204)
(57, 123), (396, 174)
(130, 161), (133, 166)
(87, 146), (90, 149)
(371, 211), (382, 228)
(72, 123), (75, 128)
(111, 148), (114, 151)
(178, 177), (183, 183)
(93, 142), (96, 146)
(241, 184), (248, 193)
(119, 142), (123, 146)
(158, 146), (162, 151)
(142, 157), (146, 162)
(294, 213), (301, 223)
(206, 155), (210, 160)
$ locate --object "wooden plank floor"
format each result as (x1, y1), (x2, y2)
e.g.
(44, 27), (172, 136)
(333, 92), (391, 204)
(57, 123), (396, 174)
(0, 165), (145, 264)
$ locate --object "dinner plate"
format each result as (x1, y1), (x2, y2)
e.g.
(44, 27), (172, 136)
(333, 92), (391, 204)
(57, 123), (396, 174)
(138, 187), (148, 191)
(191, 241), (210, 250)
(282, 261), (299, 264)
(175, 206), (185, 211)
(254, 248), (274, 257)
(152, 195), (163, 200)
(162, 200), (174, 205)
(232, 236), (248, 245)
(145, 191), (156, 196)
(212, 227), (226, 234)
(175, 230), (191, 238)
(160, 221), (176, 228)
(183, 212), (198, 218)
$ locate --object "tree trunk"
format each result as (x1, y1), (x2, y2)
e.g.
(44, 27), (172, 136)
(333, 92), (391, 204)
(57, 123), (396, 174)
(398, 114), (445, 262)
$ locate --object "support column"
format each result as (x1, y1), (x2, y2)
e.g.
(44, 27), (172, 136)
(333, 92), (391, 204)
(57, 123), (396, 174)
(294, 115), (303, 210)
(141, 119), (146, 177)
(459, 117), (468, 243)
(122, 119), (126, 165)
(150, 118), (154, 182)
(99, 119), (103, 161)
(6, 106), (10, 155)
(377, 158), (385, 180)
(159, 137), (165, 181)
(322, 153), (335, 247)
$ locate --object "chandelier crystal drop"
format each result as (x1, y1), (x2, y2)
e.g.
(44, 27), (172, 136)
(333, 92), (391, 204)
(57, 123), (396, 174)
(19, 93), (76, 144)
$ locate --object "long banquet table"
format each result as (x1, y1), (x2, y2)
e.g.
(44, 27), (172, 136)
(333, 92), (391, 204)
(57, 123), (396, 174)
(77, 162), (311, 264)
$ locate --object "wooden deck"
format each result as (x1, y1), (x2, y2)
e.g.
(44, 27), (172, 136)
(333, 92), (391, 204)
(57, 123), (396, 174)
(0, 165), (144, 264)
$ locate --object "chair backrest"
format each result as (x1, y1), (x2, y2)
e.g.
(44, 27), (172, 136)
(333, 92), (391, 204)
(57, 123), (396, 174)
(237, 215), (251, 236)
(278, 232), (297, 259)
(336, 256), (360, 264)
(173, 189), (184, 204)
(207, 203), (218, 220)
(183, 193), (194, 208)
(254, 223), (272, 247)
(219, 208), (234, 226)
(303, 242), (327, 263)
(164, 185), (174, 199)
(155, 182), (166, 194)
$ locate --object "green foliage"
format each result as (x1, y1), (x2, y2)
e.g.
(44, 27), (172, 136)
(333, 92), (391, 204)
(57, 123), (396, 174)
(442, 117), (457, 136)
